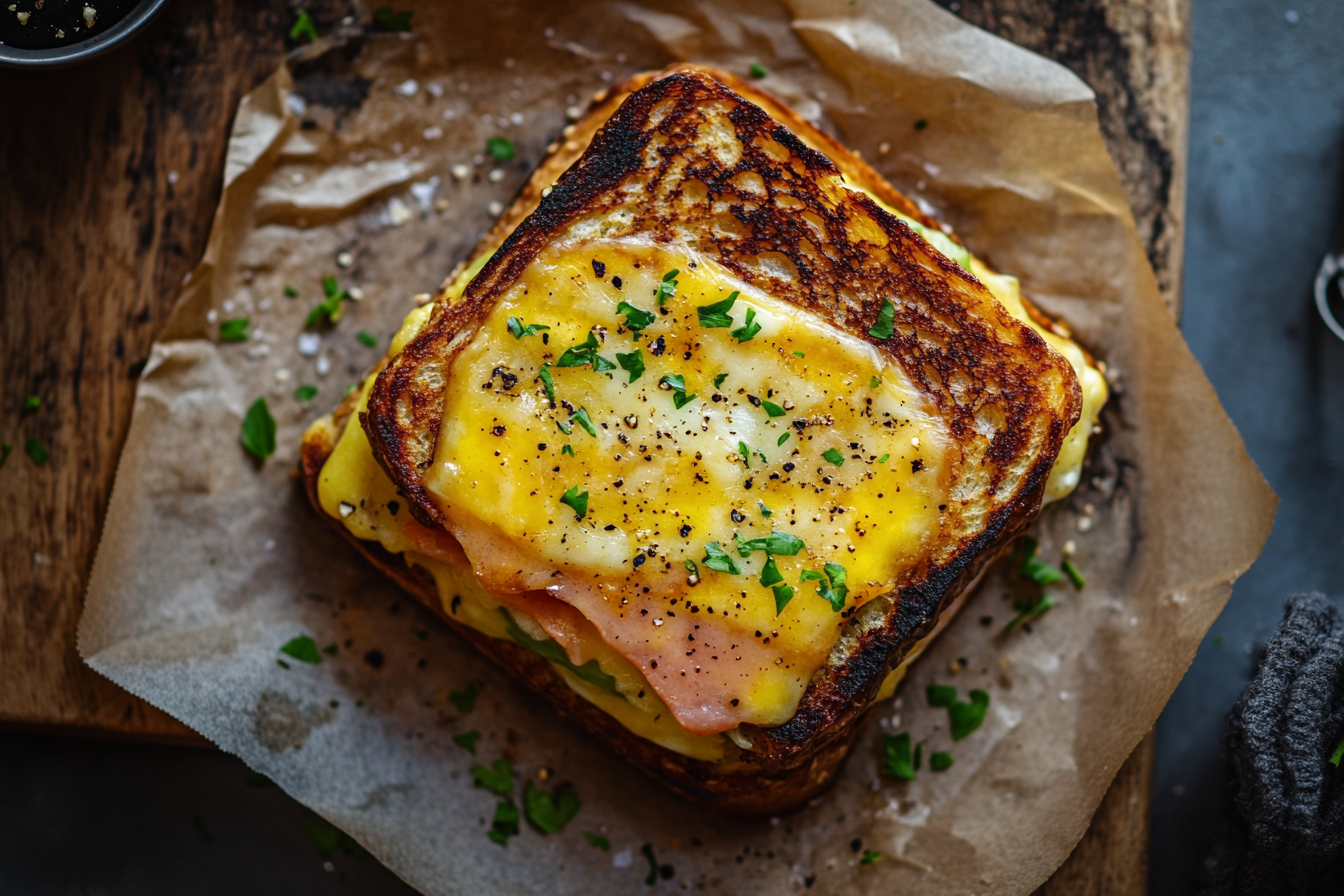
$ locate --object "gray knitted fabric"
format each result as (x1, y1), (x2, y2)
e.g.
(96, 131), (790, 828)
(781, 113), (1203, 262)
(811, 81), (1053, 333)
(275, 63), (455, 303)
(1201, 592), (1344, 895)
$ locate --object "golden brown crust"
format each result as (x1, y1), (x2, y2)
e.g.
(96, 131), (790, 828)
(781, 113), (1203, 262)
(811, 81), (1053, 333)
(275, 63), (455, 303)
(307, 66), (1082, 812)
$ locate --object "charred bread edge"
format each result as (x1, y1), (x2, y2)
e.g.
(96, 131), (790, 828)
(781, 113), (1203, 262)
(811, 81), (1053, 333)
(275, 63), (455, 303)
(301, 389), (859, 815)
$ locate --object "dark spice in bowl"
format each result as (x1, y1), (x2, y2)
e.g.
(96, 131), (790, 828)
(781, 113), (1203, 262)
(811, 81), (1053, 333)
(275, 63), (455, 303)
(0, 0), (140, 50)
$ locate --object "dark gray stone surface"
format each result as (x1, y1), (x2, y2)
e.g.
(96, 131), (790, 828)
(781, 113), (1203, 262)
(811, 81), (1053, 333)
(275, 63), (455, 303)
(1151, 0), (1344, 892)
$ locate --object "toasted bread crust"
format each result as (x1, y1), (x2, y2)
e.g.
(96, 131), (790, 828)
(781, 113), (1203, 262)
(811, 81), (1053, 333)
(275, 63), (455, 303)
(305, 66), (1081, 812)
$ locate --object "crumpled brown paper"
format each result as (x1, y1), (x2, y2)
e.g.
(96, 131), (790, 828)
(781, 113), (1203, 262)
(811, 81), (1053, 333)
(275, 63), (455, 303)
(80, 1), (1275, 893)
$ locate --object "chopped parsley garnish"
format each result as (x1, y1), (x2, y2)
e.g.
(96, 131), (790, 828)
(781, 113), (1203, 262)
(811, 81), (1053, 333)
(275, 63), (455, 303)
(772, 584), (795, 615)
(280, 635), (322, 664)
(731, 307), (762, 343)
(583, 832), (611, 851)
(882, 732), (916, 780)
(617, 301), (656, 332)
(560, 486), (589, 519)
(556, 419), (573, 435)
(927, 685), (990, 740)
(860, 849), (882, 865)
(303, 814), (365, 859)
(792, 350), (805, 358)
(822, 447), (845, 467)
(684, 559), (699, 576)
(930, 750), (954, 771)
(283, 284), (299, 298)
(714, 373), (729, 389)
(507, 316), (550, 339)
(294, 384), (318, 403)
(869, 376), (881, 388)
(470, 757), (514, 795)
(537, 363), (555, 406)
(759, 558), (784, 588)
(738, 440), (753, 469)
(657, 269), (680, 306)
(356, 330), (378, 348)
(801, 562), (848, 611)
(305, 276), (350, 328)
(660, 373), (687, 392)
(1014, 537), (1064, 586)
(561, 444), (575, 456)
(289, 10), (318, 43)
(524, 782), (581, 834)
(449, 685), (478, 714)
(486, 136), (516, 162)
(777, 433), (790, 446)
(641, 844), (659, 886)
(868, 299), (896, 339)
(1331, 734), (1344, 768)
(697, 291), (738, 328)
(555, 331), (611, 369)
(452, 731), (480, 754)
(672, 390), (697, 409)
(488, 798), (520, 846)
(701, 542), (741, 575)
(219, 317), (250, 343)
(616, 349), (645, 383)
(570, 407), (597, 436)
(1062, 559), (1086, 589)
(24, 437), (49, 465)
(372, 6), (412, 31)
(758, 500), (773, 518)
(878, 453), (890, 463)
(240, 397), (277, 460)
(1005, 593), (1056, 631)
(749, 62), (768, 79)
(761, 399), (786, 417)
(736, 530), (806, 558)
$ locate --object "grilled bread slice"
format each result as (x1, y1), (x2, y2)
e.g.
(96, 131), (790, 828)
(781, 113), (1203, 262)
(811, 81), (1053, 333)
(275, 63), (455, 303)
(303, 67), (1084, 813)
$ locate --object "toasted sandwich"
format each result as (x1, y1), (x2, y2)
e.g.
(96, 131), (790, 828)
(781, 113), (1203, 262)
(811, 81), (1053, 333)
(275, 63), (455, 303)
(300, 65), (1107, 814)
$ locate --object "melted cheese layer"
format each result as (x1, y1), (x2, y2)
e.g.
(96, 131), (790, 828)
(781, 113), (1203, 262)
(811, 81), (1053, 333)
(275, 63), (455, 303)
(423, 239), (950, 735)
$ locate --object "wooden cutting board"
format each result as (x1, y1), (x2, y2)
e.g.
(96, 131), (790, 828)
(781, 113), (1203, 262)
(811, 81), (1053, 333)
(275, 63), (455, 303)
(0, 1), (1187, 891)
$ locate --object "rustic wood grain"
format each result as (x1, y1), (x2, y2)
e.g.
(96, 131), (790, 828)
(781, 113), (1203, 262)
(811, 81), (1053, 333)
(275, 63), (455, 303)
(0, 0), (348, 740)
(0, 0), (1185, 889)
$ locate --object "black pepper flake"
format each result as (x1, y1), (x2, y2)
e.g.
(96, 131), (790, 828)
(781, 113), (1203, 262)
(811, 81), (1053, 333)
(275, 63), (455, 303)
(538, 443), (547, 450)
(491, 425), (506, 436)
(683, 351), (692, 360)
(650, 336), (665, 356)
(731, 698), (739, 706)
(633, 555), (646, 568)
(939, 504), (948, 511)
(363, 649), (385, 670)
(747, 395), (762, 408)
(612, 275), (623, 289)
(980, 615), (994, 626)
(387, 500), (400, 515)
(911, 458), (924, 472)
(783, 462), (795, 472)
(679, 524), (692, 537)
(730, 509), (745, 523)
(851, 839), (863, 853)
(650, 659), (658, 668)
(592, 259), (606, 278)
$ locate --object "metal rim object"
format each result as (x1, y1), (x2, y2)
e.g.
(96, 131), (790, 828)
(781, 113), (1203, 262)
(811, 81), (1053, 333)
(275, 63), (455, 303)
(0, 0), (170, 69)
(1315, 252), (1344, 343)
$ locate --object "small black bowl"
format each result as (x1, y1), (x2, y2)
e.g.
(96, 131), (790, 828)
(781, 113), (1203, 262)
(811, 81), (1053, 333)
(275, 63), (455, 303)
(0, 0), (168, 69)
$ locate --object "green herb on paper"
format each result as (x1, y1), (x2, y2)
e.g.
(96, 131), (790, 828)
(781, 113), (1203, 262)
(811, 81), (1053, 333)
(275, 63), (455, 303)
(452, 731), (481, 754)
(303, 814), (367, 859)
(219, 317), (250, 342)
(283, 284), (299, 298)
(1331, 733), (1344, 769)
(372, 6), (412, 31)
(584, 831), (611, 851)
(524, 782), (581, 834)
(927, 684), (990, 741)
(822, 448), (845, 467)
(1013, 536), (1064, 586)
(1005, 593), (1056, 632)
(697, 291), (738, 328)
(616, 350), (645, 383)
(24, 437), (49, 466)
(731, 307), (761, 343)
(487, 137), (516, 162)
(470, 757), (514, 796)
(560, 486), (589, 520)
(642, 844), (659, 886)
(868, 299), (896, 339)
(305, 276), (351, 329)
(749, 62), (768, 79)
(882, 732), (915, 781)
(280, 635), (322, 664)
(1062, 559), (1086, 589)
(488, 798), (520, 845)
(930, 751), (954, 771)
(294, 384), (318, 403)
(240, 397), (277, 460)
(701, 542), (741, 575)
(356, 330), (378, 348)
(449, 684), (478, 714)
(861, 849), (882, 865)
(289, 10), (318, 43)
(507, 317), (550, 339)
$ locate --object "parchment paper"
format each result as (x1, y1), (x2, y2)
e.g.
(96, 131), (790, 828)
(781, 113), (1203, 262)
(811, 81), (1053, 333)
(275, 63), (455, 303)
(81, 1), (1276, 893)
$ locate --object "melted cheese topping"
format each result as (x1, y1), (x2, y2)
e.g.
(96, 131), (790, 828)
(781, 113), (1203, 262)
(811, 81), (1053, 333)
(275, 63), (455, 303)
(422, 239), (950, 735)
